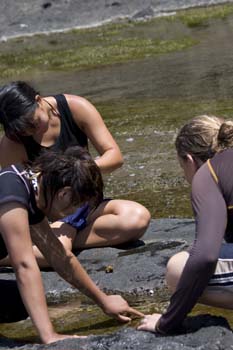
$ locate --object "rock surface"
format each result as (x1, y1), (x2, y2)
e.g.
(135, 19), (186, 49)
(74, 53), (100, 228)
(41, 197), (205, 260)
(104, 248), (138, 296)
(1, 219), (233, 349)
(0, 218), (194, 299)
(1, 0), (233, 41)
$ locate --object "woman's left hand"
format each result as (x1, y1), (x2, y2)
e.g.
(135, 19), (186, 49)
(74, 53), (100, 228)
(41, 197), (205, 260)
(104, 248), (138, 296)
(137, 313), (162, 332)
(101, 294), (144, 322)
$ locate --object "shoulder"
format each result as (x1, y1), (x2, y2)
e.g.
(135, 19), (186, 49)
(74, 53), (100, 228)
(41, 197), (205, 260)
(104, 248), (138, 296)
(0, 135), (28, 168)
(64, 94), (95, 113)
(0, 167), (30, 209)
(64, 94), (103, 126)
(191, 162), (223, 208)
(191, 163), (218, 199)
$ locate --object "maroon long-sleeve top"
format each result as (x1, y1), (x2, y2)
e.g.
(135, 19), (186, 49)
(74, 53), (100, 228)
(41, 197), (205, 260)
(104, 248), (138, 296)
(158, 148), (233, 333)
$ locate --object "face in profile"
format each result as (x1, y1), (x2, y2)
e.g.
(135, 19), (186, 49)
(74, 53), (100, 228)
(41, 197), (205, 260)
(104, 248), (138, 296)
(32, 103), (50, 135)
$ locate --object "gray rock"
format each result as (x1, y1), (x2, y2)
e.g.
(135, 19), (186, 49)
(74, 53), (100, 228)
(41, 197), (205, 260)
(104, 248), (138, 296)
(2, 219), (232, 350)
(1, 0), (233, 41)
(0, 219), (195, 300)
(1, 317), (232, 350)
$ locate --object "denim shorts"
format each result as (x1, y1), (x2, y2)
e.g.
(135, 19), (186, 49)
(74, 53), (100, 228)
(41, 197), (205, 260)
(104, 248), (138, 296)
(60, 199), (110, 231)
(60, 203), (90, 230)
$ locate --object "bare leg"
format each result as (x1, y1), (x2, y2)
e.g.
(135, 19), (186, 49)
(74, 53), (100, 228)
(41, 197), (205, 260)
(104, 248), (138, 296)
(73, 200), (150, 249)
(165, 251), (233, 309)
(0, 200), (150, 268)
(0, 222), (76, 269)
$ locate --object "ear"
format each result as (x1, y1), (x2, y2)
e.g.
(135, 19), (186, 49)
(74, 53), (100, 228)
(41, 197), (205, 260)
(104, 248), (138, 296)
(35, 94), (42, 105)
(186, 153), (200, 170)
(186, 154), (195, 164)
(57, 186), (72, 205)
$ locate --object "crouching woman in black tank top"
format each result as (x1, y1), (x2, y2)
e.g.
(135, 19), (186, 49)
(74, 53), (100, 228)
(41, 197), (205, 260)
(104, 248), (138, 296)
(0, 81), (150, 268)
(138, 115), (233, 335)
(0, 146), (142, 344)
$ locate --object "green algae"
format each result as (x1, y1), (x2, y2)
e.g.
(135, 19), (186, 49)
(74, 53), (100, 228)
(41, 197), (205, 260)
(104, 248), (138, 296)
(0, 3), (233, 79)
(0, 293), (167, 342)
(96, 98), (233, 134)
(2, 289), (233, 343)
(98, 97), (233, 219)
(0, 36), (197, 79)
(176, 3), (233, 28)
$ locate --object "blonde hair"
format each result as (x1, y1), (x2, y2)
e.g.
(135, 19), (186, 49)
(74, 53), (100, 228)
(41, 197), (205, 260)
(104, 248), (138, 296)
(175, 115), (233, 162)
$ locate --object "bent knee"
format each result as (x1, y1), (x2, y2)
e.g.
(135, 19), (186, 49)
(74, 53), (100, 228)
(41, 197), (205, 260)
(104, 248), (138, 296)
(166, 251), (189, 292)
(125, 204), (151, 238)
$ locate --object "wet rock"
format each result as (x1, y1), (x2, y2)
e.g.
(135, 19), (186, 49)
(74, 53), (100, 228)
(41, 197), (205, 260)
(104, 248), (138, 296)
(1, 317), (233, 349)
(1, 219), (233, 349)
(42, 2), (52, 9)
(0, 0), (229, 41)
(132, 7), (155, 19)
(0, 219), (194, 301)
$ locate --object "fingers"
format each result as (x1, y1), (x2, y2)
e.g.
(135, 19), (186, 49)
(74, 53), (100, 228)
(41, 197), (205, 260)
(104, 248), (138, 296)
(127, 307), (144, 317)
(75, 335), (87, 339)
(137, 324), (147, 331)
(136, 313), (161, 333)
(64, 334), (87, 339)
(115, 307), (144, 323)
(117, 314), (132, 322)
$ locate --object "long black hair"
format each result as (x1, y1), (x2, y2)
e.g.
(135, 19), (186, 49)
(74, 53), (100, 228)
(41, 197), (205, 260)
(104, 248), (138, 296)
(32, 146), (103, 210)
(0, 81), (38, 141)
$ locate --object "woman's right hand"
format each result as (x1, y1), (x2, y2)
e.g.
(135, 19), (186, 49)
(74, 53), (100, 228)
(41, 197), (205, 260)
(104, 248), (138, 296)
(100, 294), (144, 322)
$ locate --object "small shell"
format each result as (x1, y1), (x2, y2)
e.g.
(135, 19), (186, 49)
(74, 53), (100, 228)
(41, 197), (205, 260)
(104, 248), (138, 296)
(105, 265), (114, 273)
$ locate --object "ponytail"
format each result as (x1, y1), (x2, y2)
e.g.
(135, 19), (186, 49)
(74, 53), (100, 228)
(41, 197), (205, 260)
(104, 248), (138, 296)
(217, 121), (233, 151)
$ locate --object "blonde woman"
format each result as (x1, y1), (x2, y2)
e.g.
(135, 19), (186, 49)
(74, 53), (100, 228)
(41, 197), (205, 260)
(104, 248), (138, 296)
(138, 115), (233, 334)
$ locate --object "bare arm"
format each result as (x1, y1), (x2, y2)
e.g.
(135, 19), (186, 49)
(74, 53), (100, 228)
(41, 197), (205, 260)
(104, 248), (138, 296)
(31, 219), (143, 321)
(66, 95), (123, 173)
(0, 203), (56, 343)
(0, 135), (28, 168)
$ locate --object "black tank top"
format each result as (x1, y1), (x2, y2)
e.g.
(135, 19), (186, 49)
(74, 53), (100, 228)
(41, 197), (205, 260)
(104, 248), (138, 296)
(19, 94), (88, 162)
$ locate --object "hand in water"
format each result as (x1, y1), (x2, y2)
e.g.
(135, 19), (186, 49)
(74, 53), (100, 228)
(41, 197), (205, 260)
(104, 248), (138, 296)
(137, 313), (162, 332)
(44, 332), (87, 344)
(101, 294), (144, 322)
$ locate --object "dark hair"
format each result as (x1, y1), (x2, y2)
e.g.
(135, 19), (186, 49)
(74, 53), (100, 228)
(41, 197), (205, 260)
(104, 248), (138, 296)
(32, 146), (103, 210)
(0, 81), (38, 141)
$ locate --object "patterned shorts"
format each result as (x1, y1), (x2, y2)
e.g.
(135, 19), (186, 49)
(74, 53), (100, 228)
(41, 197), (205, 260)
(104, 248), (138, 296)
(208, 243), (233, 289)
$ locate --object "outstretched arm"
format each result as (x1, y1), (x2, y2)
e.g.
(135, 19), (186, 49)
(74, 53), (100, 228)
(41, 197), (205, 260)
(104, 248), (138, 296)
(31, 218), (143, 321)
(66, 95), (123, 173)
(138, 164), (227, 334)
(0, 203), (77, 344)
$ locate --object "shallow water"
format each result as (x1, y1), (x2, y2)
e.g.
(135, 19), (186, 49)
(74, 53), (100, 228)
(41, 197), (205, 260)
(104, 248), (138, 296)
(1, 290), (233, 343)
(0, 293), (168, 342)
